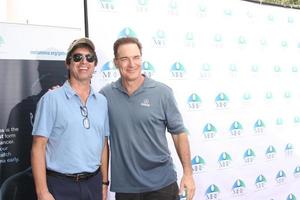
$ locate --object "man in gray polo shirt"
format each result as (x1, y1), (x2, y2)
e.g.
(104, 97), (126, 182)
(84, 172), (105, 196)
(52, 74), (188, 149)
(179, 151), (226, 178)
(101, 37), (195, 200)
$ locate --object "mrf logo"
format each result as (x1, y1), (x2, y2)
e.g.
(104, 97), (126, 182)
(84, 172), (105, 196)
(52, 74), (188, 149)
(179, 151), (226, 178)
(265, 145), (276, 160)
(229, 121), (243, 136)
(170, 61), (186, 79)
(253, 119), (265, 134)
(191, 155), (205, 173)
(142, 61), (155, 78)
(100, 61), (119, 80)
(286, 193), (297, 200)
(232, 179), (246, 196)
(294, 166), (300, 178)
(118, 27), (137, 38)
(202, 123), (217, 139)
(205, 184), (221, 200)
(187, 93), (202, 110)
(218, 152), (232, 168)
(215, 92), (229, 108)
(98, 0), (116, 10)
(285, 143), (293, 156)
(136, 0), (149, 12)
(243, 148), (256, 164)
(152, 29), (166, 47)
(255, 174), (267, 190)
(275, 170), (286, 184)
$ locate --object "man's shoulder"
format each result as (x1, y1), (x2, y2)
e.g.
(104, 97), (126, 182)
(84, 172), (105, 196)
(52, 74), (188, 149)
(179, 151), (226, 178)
(99, 83), (114, 95)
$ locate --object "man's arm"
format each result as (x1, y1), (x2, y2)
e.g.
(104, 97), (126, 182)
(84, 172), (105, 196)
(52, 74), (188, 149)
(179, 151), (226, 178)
(172, 132), (195, 200)
(31, 136), (55, 200)
(101, 137), (109, 200)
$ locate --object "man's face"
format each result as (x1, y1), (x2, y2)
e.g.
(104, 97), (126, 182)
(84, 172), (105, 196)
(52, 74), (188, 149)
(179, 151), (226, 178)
(67, 47), (96, 82)
(114, 43), (142, 82)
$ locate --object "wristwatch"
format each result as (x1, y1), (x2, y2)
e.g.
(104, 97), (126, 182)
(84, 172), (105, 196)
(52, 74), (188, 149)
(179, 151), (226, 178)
(102, 181), (110, 186)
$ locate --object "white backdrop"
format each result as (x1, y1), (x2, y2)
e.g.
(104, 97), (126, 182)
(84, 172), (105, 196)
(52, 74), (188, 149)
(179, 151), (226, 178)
(88, 0), (300, 199)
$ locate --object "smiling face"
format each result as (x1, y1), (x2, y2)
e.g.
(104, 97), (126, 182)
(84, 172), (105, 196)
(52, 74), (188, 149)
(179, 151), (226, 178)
(114, 43), (143, 83)
(67, 47), (96, 83)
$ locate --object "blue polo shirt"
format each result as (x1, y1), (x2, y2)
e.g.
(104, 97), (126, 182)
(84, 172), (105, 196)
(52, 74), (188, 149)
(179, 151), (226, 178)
(101, 76), (186, 193)
(32, 81), (109, 173)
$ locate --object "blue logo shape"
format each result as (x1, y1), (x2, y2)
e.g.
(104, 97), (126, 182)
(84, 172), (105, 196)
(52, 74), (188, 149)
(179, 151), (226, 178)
(238, 36), (246, 45)
(255, 174), (267, 189)
(265, 145), (276, 159)
(205, 184), (220, 200)
(274, 65), (282, 72)
(98, 0), (115, 10)
(260, 38), (267, 46)
(254, 119), (265, 133)
(187, 93), (202, 110)
(284, 91), (291, 99)
(242, 92), (252, 101)
(142, 61), (155, 78)
(292, 65), (298, 72)
(185, 32), (195, 47)
(153, 29), (166, 47)
(170, 61), (186, 78)
(232, 179), (246, 195)
(168, 0), (179, 15)
(243, 148), (256, 163)
(229, 64), (238, 72)
(276, 117), (284, 125)
(265, 91), (273, 100)
(275, 170), (286, 184)
(215, 92), (229, 108)
(294, 166), (300, 178)
(285, 143), (293, 156)
(294, 116), (300, 124)
(230, 121), (243, 136)
(218, 152), (232, 168)
(287, 193), (297, 200)
(214, 33), (223, 43)
(198, 4), (207, 16)
(203, 123), (217, 139)
(101, 61), (119, 80)
(192, 155), (205, 173)
(118, 27), (137, 38)
(136, 0), (149, 12)
(137, 0), (148, 6)
(281, 40), (288, 48)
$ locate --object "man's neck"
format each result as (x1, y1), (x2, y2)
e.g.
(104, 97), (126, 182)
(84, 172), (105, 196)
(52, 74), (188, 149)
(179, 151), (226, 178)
(122, 75), (145, 96)
(69, 79), (91, 104)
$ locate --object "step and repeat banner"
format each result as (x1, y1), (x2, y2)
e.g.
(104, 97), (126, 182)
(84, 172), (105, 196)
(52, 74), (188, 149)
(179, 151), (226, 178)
(0, 22), (82, 200)
(88, 0), (300, 199)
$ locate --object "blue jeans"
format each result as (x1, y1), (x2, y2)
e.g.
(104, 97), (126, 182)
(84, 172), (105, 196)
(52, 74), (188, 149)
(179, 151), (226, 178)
(115, 182), (179, 200)
(47, 170), (102, 200)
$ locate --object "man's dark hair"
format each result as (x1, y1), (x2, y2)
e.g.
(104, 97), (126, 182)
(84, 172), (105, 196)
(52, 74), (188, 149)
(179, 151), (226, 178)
(113, 37), (142, 58)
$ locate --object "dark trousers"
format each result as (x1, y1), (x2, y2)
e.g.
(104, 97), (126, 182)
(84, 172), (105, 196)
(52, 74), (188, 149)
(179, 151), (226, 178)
(46, 170), (102, 200)
(115, 182), (179, 200)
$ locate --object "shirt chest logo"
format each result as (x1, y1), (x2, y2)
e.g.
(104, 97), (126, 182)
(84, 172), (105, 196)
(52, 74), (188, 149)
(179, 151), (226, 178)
(140, 98), (151, 107)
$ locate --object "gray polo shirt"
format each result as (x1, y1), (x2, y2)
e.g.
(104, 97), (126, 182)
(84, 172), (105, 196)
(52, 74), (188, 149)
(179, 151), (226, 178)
(100, 76), (186, 193)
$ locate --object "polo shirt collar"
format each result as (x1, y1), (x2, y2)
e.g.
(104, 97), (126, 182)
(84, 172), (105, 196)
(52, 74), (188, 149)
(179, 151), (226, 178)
(112, 75), (156, 93)
(63, 80), (97, 99)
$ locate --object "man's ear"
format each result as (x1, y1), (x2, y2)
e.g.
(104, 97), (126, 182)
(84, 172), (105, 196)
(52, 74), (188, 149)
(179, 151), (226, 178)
(113, 58), (119, 69)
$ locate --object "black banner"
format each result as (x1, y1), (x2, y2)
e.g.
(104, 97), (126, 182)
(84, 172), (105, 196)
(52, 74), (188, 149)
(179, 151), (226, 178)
(0, 60), (66, 200)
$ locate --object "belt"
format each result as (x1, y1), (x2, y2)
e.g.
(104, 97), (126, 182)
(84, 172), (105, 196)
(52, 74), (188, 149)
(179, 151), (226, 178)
(46, 167), (100, 182)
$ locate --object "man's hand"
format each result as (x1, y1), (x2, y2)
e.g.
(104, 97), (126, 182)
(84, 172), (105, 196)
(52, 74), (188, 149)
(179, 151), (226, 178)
(37, 191), (55, 200)
(179, 174), (195, 200)
(102, 185), (108, 200)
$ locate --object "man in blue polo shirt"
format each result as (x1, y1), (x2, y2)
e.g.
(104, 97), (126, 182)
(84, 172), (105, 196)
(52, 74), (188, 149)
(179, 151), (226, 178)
(31, 38), (110, 200)
(101, 37), (195, 200)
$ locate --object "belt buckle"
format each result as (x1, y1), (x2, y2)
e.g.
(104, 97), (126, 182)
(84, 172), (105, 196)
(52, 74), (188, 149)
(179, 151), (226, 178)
(75, 173), (84, 181)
